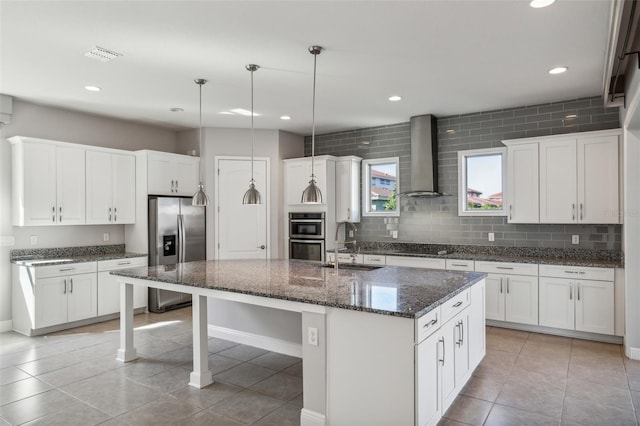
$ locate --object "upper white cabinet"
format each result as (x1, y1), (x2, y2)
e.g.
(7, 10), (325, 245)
(335, 156), (362, 222)
(147, 151), (200, 196)
(283, 155), (335, 206)
(505, 142), (538, 223)
(10, 137), (85, 226)
(86, 150), (136, 224)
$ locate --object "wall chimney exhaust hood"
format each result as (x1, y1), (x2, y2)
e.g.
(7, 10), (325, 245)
(400, 114), (443, 197)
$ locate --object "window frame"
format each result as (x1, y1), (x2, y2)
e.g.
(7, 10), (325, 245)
(457, 147), (507, 217)
(362, 157), (400, 217)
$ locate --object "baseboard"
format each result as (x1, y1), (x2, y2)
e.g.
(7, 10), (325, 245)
(0, 319), (13, 333)
(626, 346), (640, 360)
(207, 324), (302, 358)
(300, 408), (326, 426)
(486, 320), (624, 345)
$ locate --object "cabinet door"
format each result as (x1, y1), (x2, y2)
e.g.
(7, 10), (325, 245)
(86, 151), (113, 224)
(20, 142), (57, 226)
(56, 147), (86, 225)
(34, 277), (68, 328)
(539, 139), (577, 223)
(468, 281), (485, 371)
(577, 135), (619, 224)
(454, 315), (469, 388)
(335, 159), (360, 222)
(506, 143), (539, 223)
(416, 332), (440, 426)
(67, 273), (98, 322)
(484, 274), (505, 321)
(97, 271), (119, 316)
(112, 153), (136, 224)
(440, 318), (457, 410)
(175, 156), (199, 196)
(505, 275), (538, 325)
(284, 161), (310, 205)
(539, 277), (574, 330)
(575, 280), (614, 335)
(148, 153), (174, 195)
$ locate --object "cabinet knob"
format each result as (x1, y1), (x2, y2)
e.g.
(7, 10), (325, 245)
(258, 245), (266, 250)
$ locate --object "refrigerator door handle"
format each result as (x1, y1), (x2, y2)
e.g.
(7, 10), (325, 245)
(178, 214), (185, 263)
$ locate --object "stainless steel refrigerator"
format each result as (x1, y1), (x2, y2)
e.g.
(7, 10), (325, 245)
(148, 196), (206, 313)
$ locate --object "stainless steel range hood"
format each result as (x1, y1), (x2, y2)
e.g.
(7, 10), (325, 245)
(400, 114), (443, 197)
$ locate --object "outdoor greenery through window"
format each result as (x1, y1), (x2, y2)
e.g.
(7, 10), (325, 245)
(457, 148), (507, 216)
(362, 157), (399, 217)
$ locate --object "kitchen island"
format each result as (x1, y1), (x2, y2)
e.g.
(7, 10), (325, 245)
(112, 260), (486, 426)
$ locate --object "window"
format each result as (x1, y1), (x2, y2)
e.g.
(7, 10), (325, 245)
(458, 148), (507, 216)
(362, 157), (399, 217)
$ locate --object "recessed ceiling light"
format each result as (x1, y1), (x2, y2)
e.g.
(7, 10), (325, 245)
(84, 85), (101, 92)
(530, 0), (555, 8)
(84, 46), (122, 62)
(388, 95), (402, 102)
(230, 108), (260, 117)
(170, 107), (184, 112)
(280, 115), (292, 120)
(548, 66), (568, 75)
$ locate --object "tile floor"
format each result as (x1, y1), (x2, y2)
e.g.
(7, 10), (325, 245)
(1, 309), (639, 425)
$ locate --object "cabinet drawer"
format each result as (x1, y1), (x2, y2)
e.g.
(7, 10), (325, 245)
(446, 259), (474, 271)
(475, 261), (538, 276)
(416, 306), (441, 343)
(385, 256), (446, 270)
(441, 289), (470, 324)
(363, 254), (386, 265)
(539, 264), (614, 281)
(98, 256), (147, 272)
(35, 262), (97, 279)
(327, 253), (364, 264)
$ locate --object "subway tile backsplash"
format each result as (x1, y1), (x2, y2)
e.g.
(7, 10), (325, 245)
(304, 97), (621, 250)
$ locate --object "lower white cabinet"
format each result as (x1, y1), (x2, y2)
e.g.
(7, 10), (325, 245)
(97, 257), (148, 316)
(386, 255), (446, 270)
(539, 264), (614, 335)
(34, 273), (97, 328)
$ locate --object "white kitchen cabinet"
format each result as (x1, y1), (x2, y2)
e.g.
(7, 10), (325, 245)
(476, 261), (538, 325)
(10, 137), (86, 226)
(147, 151), (200, 196)
(326, 252), (363, 264)
(97, 257), (148, 316)
(539, 134), (619, 224)
(505, 142), (539, 223)
(446, 259), (474, 271)
(86, 150), (136, 224)
(363, 254), (386, 265)
(416, 330), (441, 426)
(283, 155), (335, 206)
(467, 280), (486, 372)
(386, 255), (446, 270)
(335, 156), (362, 222)
(539, 264), (614, 335)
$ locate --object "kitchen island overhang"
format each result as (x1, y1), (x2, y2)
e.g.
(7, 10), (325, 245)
(112, 260), (487, 426)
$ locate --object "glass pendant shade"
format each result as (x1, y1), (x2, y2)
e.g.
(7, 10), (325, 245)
(192, 182), (209, 206)
(192, 78), (210, 207)
(301, 177), (322, 203)
(242, 64), (262, 205)
(302, 45), (323, 204)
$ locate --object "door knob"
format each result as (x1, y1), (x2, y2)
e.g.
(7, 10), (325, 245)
(258, 245), (266, 249)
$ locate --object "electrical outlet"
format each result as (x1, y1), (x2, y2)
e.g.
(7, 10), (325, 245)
(30, 235), (37, 245)
(488, 232), (495, 242)
(308, 327), (318, 346)
(348, 230), (354, 238)
(572, 235), (580, 245)
(392, 230), (398, 239)
(103, 233), (110, 242)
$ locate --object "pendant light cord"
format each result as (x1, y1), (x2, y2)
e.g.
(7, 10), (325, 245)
(311, 50), (317, 180)
(198, 80), (205, 183)
(251, 68), (255, 183)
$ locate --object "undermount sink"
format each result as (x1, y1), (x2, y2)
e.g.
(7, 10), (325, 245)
(320, 263), (383, 271)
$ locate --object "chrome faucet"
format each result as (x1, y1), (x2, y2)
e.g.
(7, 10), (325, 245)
(334, 221), (358, 271)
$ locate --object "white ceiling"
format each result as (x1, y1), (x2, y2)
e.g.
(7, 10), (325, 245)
(0, 1), (613, 136)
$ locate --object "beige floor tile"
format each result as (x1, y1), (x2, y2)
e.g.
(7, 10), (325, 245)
(443, 395), (492, 425)
(484, 403), (559, 426)
(0, 389), (77, 425)
(570, 339), (622, 358)
(487, 327), (530, 339)
(121, 357), (174, 380)
(181, 409), (246, 426)
(218, 345), (269, 362)
(486, 333), (527, 354)
(568, 362), (629, 389)
(253, 403), (301, 426)
(496, 373), (565, 419)
(18, 397), (111, 426)
(135, 338), (185, 358)
(519, 340), (571, 360)
(15, 351), (80, 376)
(515, 353), (569, 378)
(115, 395), (201, 426)
(562, 395), (637, 426)
(565, 377), (633, 411)
(507, 366), (566, 391)
(0, 377), (52, 406)
(36, 353), (125, 387)
(472, 349), (517, 382)
(207, 354), (243, 375)
(0, 366), (32, 386)
(91, 419), (129, 426)
(460, 375), (503, 402)
(250, 352), (300, 371)
(570, 352), (626, 372)
(437, 418), (469, 426)
(288, 393), (303, 408)
(210, 389), (285, 425)
(526, 333), (572, 346)
(170, 380), (243, 409)
(153, 345), (194, 367)
(207, 338), (238, 354)
(250, 372), (302, 401)
(213, 363), (277, 388)
(131, 365), (191, 393)
(282, 361), (302, 377)
(631, 390), (640, 412)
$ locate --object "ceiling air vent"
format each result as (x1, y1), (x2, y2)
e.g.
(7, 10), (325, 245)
(84, 46), (122, 62)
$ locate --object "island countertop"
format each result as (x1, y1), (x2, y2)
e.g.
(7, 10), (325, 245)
(111, 259), (486, 319)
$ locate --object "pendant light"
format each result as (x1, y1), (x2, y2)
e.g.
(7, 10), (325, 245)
(301, 45), (324, 204)
(242, 64), (262, 205)
(192, 78), (209, 206)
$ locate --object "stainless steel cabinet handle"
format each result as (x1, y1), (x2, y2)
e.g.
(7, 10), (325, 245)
(564, 270), (577, 274)
(108, 207), (112, 222)
(117, 261), (131, 265)
(453, 301), (463, 308)
(456, 322), (462, 347)
(577, 284), (580, 301)
(423, 318), (438, 329)
(70, 278), (73, 293)
(570, 286), (573, 300)
(59, 267), (75, 272)
(461, 320), (464, 345)
(572, 203), (575, 221)
(114, 207), (117, 222)
(52, 206), (56, 222)
(171, 180), (175, 192)
(496, 266), (514, 270)
(500, 277), (503, 294)
(63, 279), (67, 294)
(175, 180), (179, 192)
(439, 337), (445, 365)
(59, 206), (63, 222)
(509, 204), (513, 221)
(451, 263), (467, 267)
(506, 278), (510, 294)
(580, 203), (583, 220)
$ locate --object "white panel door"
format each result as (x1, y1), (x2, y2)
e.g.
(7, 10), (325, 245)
(504, 274), (538, 325)
(577, 135), (619, 224)
(539, 277), (574, 330)
(56, 147), (86, 225)
(575, 280), (614, 335)
(506, 143), (539, 223)
(34, 277), (68, 328)
(86, 150), (113, 224)
(22, 142), (57, 226)
(67, 273), (97, 322)
(112, 153), (136, 224)
(484, 274), (505, 321)
(539, 139), (577, 223)
(416, 332), (440, 426)
(175, 156), (200, 196)
(217, 158), (268, 260)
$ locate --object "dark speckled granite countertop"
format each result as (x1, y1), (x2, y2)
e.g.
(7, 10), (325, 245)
(10, 244), (147, 267)
(334, 242), (624, 268)
(111, 259), (486, 319)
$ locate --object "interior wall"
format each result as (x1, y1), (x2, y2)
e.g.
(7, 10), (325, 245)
(0, 99), (179, 326)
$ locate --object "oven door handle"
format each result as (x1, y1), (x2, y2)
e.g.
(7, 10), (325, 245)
(290, 239), (324, 244)
(290, 219), (324, 223)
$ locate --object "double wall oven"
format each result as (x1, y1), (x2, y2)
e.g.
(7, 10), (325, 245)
(289, 212), (325, 262)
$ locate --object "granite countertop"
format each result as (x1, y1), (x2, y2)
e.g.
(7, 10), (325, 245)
(333, 242), (624, 268)
(10, 244), (147, 267)
(111, 259), (486, 319)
